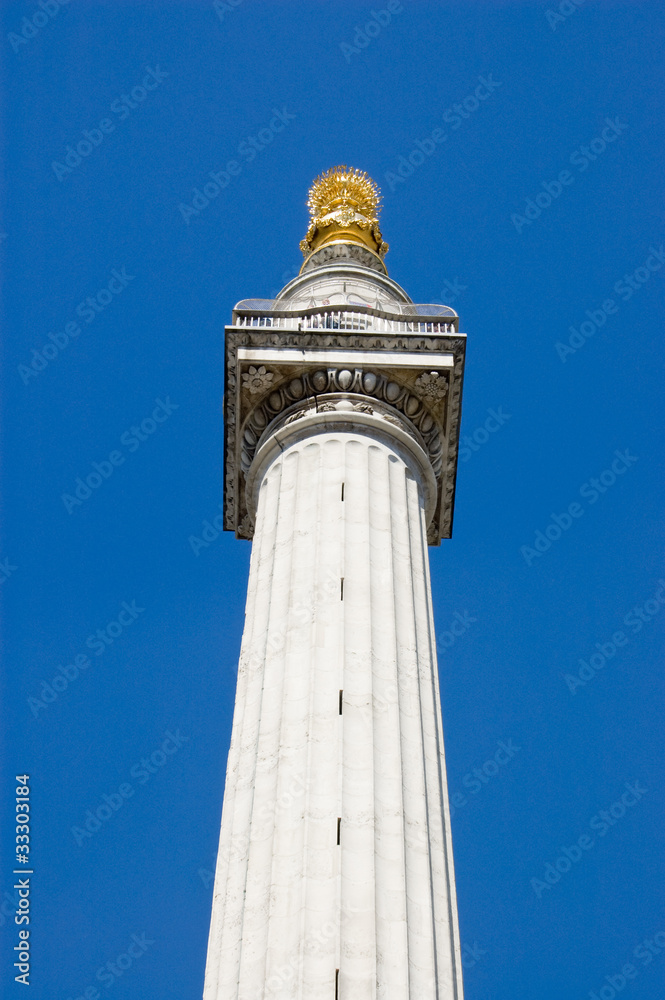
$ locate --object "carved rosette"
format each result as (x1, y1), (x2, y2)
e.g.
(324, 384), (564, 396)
(224, 327), (466, 546)
(241, 365), (274, 395)
(415, 371), (448, 400)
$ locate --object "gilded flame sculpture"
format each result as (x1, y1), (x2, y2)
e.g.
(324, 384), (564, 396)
(299, 165), (389, 262)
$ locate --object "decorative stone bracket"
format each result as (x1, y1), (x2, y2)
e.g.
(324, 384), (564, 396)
(224, 328), (466, 546)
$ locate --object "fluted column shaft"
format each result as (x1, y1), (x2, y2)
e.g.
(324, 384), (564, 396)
(204, 417), (463, 1000)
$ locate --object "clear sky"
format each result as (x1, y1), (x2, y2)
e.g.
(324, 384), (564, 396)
(1, 1), (664, 998)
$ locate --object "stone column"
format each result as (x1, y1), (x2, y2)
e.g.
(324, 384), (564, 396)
(203, 406), (464, 1000)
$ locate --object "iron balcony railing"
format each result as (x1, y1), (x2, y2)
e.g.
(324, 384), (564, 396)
(232, 302), (458, 335)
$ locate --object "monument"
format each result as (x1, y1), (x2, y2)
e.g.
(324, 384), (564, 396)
(203, 166), (467, 999)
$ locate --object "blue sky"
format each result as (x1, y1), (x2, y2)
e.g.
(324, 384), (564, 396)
(1, 1), (664, 998)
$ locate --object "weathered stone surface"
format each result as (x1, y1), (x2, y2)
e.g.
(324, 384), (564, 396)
(204, 256), (466, 999)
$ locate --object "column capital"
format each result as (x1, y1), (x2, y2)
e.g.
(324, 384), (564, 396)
(245, 402), (439, 532)
(224, 318), (466, 546)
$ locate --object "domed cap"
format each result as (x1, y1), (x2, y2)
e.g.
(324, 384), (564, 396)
(299, 166), (389, 265)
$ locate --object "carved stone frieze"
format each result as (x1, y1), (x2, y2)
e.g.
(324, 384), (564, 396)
(236, 366), (447, 482)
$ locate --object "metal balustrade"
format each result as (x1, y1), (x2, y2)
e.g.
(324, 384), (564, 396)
(233, 309), (455, 334)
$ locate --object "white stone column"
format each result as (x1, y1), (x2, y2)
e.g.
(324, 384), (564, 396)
(203, 411), (464, 1000)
